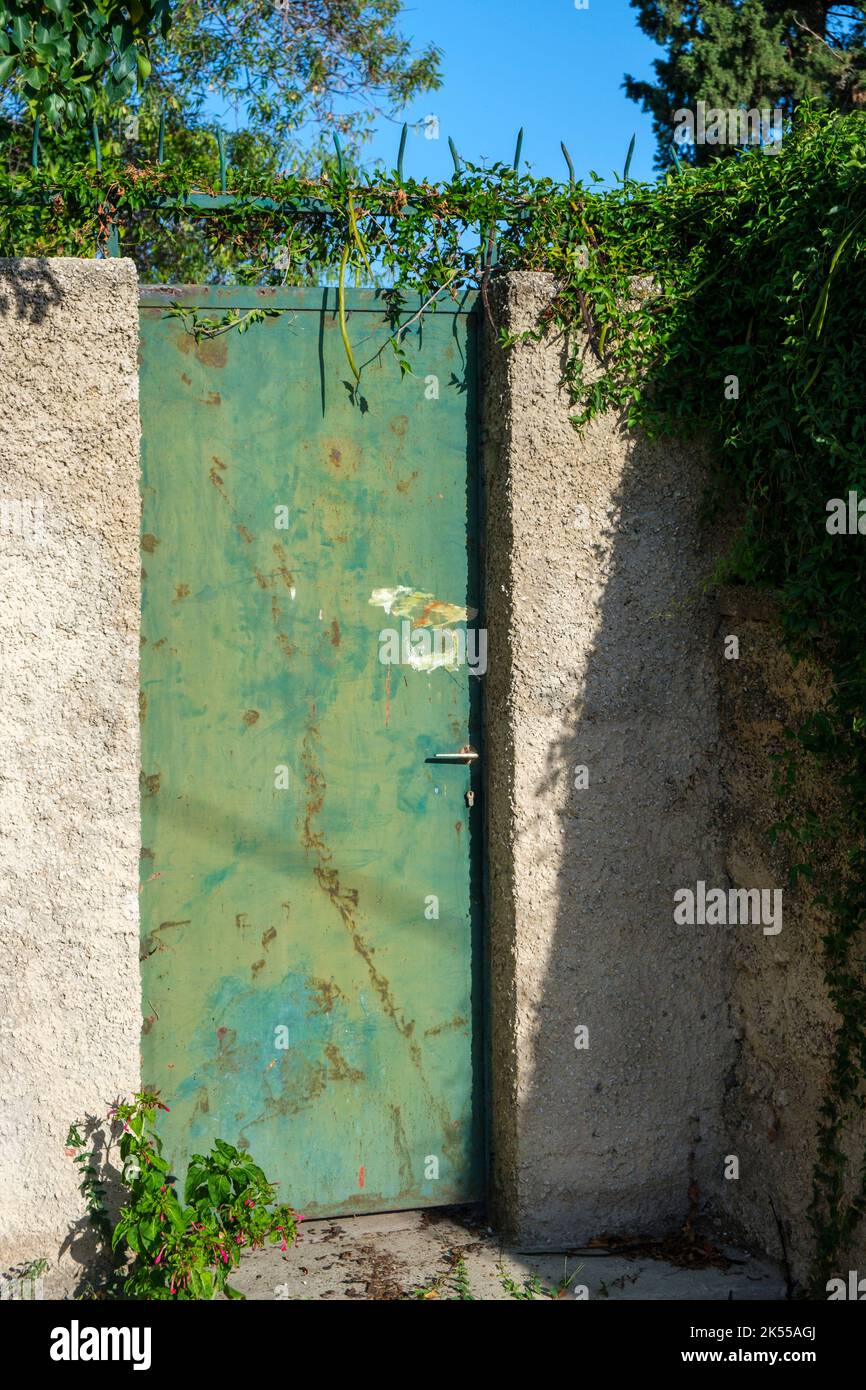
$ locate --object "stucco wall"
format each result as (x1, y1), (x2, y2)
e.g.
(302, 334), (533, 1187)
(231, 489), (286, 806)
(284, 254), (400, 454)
(0, 259), (141, 1281)
(482, 272), (734, 1245)
(717, 587), (862, 1285)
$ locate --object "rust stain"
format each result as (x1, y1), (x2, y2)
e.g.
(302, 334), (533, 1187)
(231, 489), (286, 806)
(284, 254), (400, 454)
(140, 847), (155, 861)
(390, 415), (409, 438)
(200, 391), (222, 406)
(142, 772), (161, 797)
(455, 820), (463, 841)
(251, 958), (266, 977)
(277, 633), (298, 661)
(175, 332), (228, 369)
(272, 543), (295, 591)
(209, 465), (229, 498)
(417, 599), (460, 627)
(389, 1104), (414, 1188)
(142, 1015), (156, 1035)
(323, 438), (361, 474)
(396, 471), (419, 494)
(300, 707), (456, 1149)
(215, 1027), (241, 1072)
(139, 692), (147, 723)
(174, 583), (190, 601)
(242, 709), (260, 726)
(153, 638), (166, 650)
(212, 456), (227, 470)
(140, 917), (190, 960)
(261, 926), (277, 950)
(358, 1165), (365, 1189)
(180, 372), (192, 385)
(141, 533), (159, 554)
(329, 619), (340, 647)
(306, 977), (345, 1014)
(324, 1044), (364, 1083)
(235, 913), (249, 930)
(236, 524), (254, 544)
(254, 569), (271, 590)
(424, 1014), (468, 1038)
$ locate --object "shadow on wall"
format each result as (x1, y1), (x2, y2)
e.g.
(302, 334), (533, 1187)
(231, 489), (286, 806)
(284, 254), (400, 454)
(59, 1113), (127, 1298)
(533, 408), (734, 1244)
(0, 258), (64, 322)
(484, 275), (740, 1255)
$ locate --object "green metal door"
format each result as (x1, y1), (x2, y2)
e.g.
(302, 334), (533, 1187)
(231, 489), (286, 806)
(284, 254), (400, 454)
(138, 286), (484, 1216)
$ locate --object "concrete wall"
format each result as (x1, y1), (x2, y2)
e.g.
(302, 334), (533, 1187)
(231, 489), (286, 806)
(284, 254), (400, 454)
(716, 587), (862, 1284)
(482, 273), (734, 1246)
(0, 259), (141, 1280)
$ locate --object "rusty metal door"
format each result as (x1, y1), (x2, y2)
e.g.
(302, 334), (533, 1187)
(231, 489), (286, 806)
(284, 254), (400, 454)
(138, 287), (484, 1215)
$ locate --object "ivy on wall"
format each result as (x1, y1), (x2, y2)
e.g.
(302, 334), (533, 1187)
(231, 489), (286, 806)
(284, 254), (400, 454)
(2, 103), (865, 1287)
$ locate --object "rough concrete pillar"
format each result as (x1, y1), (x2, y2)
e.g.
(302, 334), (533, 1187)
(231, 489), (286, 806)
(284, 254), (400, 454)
(482, 271), (732, 1245)
(0, 259), (141, 1281)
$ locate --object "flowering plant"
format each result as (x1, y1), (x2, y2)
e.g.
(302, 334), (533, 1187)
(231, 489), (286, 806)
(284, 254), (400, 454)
(67, 1090), (300, 1300)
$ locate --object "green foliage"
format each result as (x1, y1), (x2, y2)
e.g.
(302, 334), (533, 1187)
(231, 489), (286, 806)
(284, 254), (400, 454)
(67, 1091), (299, 1299)
(0, 1), (440, 275)
(142, 0), (441, 161)
(0, 1), (171, 123)
(410, 1254), (580, 1299)
(625, 0), (866, 167)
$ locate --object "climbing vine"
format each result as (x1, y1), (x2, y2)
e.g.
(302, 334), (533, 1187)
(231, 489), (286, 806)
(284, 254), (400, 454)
(3, 103), (866, 1288)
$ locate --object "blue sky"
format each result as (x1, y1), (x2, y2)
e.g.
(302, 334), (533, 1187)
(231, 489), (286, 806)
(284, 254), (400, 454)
(356, 0), (664, 185)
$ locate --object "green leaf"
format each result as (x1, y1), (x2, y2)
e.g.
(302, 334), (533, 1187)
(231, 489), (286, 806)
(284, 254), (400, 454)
(10, 15), (28, 51)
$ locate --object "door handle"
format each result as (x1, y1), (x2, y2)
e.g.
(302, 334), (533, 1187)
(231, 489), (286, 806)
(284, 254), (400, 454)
(426, 745), (479, 764)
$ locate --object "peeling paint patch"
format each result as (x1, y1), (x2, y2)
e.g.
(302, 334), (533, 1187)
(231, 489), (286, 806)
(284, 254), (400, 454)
(368, 586), (477, 626)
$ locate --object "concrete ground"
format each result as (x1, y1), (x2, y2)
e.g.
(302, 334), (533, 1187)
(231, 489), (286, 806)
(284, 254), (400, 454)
(227, 1207), (789, 1301)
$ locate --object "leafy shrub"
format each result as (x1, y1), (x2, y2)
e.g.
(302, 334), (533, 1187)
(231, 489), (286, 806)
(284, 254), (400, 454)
(67, 1090), (299, 1300)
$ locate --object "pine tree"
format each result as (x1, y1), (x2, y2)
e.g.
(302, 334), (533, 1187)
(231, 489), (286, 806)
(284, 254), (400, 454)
(625, 0), (866, 165)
